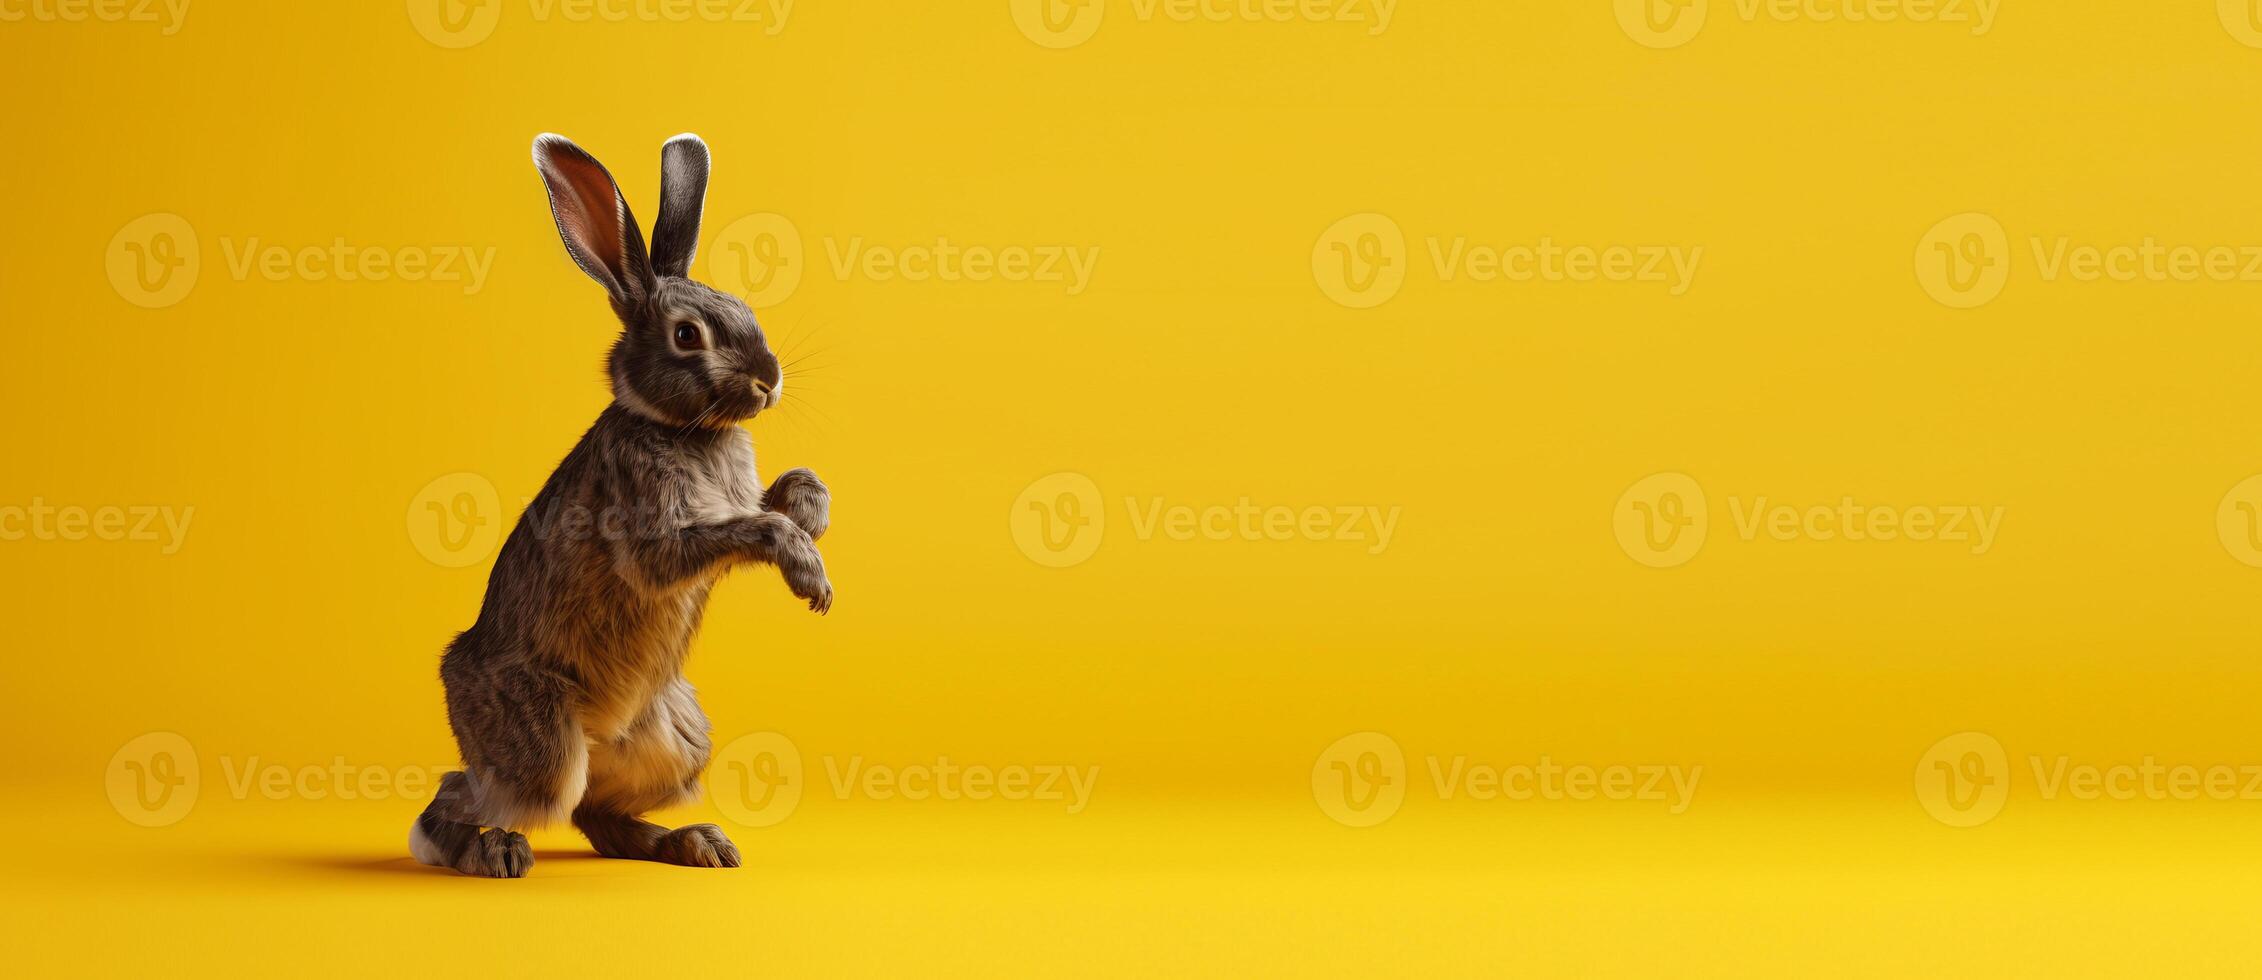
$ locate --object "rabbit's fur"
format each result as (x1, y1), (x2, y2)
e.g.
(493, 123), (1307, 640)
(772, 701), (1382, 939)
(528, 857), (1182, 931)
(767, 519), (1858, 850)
(411, 134), (830, 877)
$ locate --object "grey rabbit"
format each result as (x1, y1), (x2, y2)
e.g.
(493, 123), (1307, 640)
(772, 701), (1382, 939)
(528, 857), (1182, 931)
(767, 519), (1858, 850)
(411, 133), (832, 877)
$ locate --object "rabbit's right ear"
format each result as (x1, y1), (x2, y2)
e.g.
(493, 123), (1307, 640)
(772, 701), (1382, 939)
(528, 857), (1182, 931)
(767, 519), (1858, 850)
(649, 134), (710, 280)
(532, 134), (652, 306)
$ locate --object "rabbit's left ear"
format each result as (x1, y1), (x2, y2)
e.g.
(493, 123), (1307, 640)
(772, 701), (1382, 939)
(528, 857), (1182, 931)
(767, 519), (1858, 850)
(533, 133), (653, 305)
(650, 134), (710, 279)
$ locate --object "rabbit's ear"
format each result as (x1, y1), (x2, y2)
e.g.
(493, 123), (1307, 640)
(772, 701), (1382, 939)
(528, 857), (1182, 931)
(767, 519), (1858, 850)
(649, 134), (710, 279)
(532, 134), (652, 305)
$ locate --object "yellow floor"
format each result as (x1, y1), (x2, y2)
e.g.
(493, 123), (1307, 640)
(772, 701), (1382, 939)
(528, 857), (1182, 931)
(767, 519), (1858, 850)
(18, 794), (2262, 977)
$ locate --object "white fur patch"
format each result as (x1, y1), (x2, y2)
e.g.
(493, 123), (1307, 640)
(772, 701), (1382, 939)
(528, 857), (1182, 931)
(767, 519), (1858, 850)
(472, 739), (590, 830)
(409, 820), (449, 867)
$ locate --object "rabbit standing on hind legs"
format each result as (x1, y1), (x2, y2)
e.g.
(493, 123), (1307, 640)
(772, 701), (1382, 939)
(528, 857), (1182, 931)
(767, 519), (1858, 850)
(411, 134), (832, 878)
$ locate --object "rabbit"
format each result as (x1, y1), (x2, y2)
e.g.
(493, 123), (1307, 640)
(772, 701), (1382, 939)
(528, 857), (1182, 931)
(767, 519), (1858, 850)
(410, 133), (832, 877)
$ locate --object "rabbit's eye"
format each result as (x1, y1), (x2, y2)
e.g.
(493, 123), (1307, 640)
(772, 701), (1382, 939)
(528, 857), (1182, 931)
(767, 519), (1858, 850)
(673, 323), (704, 350)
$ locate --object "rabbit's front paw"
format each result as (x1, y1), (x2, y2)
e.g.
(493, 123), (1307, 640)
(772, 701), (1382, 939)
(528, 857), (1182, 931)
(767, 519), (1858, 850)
(765, 468), (830, 540)
(749, 511), (832, 614)
(789, 564), (834, 615)
(458, 828), (532, 878)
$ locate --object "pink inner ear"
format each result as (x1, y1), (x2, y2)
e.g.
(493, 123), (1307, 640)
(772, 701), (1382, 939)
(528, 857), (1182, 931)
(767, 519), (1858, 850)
(544, 153), (625, 283)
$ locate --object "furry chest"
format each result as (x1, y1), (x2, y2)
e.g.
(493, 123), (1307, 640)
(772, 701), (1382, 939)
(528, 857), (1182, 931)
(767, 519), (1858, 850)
(673, 441), (764, 525)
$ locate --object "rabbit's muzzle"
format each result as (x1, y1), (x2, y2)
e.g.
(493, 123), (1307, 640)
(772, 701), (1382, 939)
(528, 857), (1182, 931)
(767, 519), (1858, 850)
(751, 377), (782, 414)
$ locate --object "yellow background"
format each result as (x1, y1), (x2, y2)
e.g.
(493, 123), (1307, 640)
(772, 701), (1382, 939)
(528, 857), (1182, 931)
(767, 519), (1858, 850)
(10, 0), (2262, 975)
